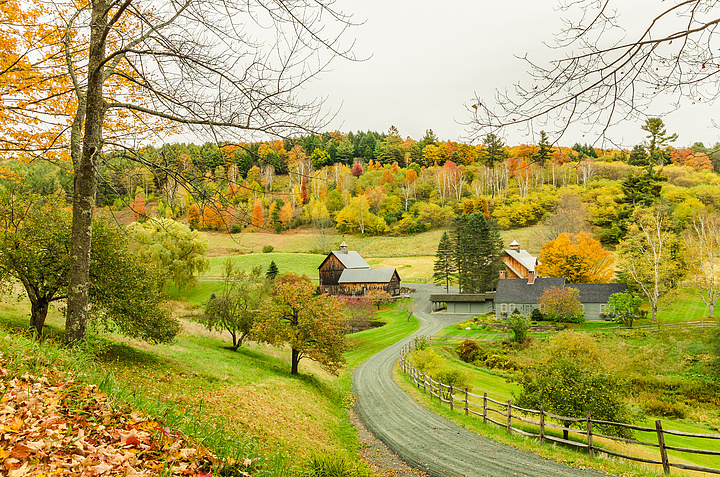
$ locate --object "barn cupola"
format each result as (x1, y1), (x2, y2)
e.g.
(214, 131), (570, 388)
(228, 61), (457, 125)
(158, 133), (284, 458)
(340, 241), (348, 254)
(509, 240), (521, 252)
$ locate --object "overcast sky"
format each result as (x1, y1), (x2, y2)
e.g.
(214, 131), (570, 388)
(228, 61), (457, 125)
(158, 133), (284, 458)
(301, 0), (720, 148)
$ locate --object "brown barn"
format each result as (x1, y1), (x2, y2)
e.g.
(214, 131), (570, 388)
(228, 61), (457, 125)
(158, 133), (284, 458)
(318, 241), (401, 296)
(501, 240), (541, 281)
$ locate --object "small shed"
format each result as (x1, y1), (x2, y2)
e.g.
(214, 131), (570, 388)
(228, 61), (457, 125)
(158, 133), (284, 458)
(429, 293), (495, 314)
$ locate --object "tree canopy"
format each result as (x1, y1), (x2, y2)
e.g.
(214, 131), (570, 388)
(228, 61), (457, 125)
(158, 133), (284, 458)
(537, 232), (614, 283)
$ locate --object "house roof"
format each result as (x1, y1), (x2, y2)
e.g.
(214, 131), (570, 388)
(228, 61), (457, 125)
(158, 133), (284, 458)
(327, 250), (371, 269)
(429, 293), (494, 303)
(567, 283), (628, 303)
(504, 248), (539, 272)
(494, 277), (566, 303)
(338, 268), (398, 284)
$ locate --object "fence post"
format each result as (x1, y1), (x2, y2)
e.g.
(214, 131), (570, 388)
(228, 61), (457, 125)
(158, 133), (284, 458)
(423, 373), (427, 394)
(655, 420), (670, 475)
(464, 388), (469, 416)
(586, 413), (594, 459)
(449, 383), (454, 411)
(539, 406), (545, 445)
(506, 400), (512, 434)
(438, 379), (443, 404)
(482, 393), (487, 424)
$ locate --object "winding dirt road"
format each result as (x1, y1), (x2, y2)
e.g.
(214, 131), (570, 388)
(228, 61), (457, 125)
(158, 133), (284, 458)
(352, 284), (612, 477)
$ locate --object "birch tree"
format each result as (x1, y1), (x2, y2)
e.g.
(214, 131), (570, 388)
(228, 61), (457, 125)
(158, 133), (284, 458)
(685, 212), (720, 319)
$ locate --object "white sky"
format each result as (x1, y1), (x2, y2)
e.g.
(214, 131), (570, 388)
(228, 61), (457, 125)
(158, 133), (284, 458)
(302, 0), (720, 149)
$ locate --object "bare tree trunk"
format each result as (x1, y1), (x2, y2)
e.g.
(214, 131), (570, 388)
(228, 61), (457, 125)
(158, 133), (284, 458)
(65, 1), (105, 346)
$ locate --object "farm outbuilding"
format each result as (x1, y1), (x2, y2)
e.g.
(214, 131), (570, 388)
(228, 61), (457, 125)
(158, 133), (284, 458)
(318, 242), (401, 296)
(429, 293), (495, 314)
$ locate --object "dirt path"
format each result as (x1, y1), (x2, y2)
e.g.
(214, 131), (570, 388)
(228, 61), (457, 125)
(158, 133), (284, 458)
(352, 284), (613, 477)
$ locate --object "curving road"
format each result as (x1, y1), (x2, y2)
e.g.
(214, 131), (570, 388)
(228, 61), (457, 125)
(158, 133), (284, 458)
(352, 284), (612, 477)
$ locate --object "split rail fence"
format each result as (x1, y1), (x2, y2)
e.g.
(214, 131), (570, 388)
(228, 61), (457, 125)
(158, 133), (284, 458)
(399, 346), (720, 475)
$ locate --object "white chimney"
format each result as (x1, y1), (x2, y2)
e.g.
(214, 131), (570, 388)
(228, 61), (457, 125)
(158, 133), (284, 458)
(499, 270), (506, 279)
(340, 241), (348, 254)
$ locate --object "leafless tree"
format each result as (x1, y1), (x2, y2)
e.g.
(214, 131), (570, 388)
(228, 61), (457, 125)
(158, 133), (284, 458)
(685, 211), (720, 319)
(470, 0), (720, 143)
(6, 0), (357, 345)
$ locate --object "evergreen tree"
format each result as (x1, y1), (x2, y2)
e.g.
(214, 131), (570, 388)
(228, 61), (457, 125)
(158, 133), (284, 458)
(266, 260), (279, 281)
(627, 145), (649, 167)
(642, 117), (677, 171)
(533, 131), (554, 166)
(433, 231), (456, 293)
(451, 212), (504, 293)
(481, 133), (507, 167)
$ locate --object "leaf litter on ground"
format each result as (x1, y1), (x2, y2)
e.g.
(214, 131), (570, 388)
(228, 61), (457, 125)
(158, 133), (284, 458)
(0, 354), (256, 476)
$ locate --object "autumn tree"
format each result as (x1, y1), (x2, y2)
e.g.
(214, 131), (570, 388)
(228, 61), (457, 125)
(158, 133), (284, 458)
(684, 211), (720, 319)
(2, 0), (356, 346)
(538, 287), (584, 323)
(433, 231), (456, 293)
(538, 232), (614, 283)
(127, 218), (209, 291)
(256, 274), (346, 375)
(341, 296), (376, 332)
(202, 261), (266, 350)
(541, 192), (589, 241)
(365, 289), (392, 310)
(0, 189), (178, 341)
(516, 331), (633, 439)
(618, 204), (686, 322)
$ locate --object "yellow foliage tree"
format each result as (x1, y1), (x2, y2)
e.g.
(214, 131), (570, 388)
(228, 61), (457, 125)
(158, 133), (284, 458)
(538, 232), (614, 283)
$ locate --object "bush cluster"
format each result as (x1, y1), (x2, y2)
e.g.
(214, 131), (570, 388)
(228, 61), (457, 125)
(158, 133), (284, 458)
(455, 340), (517, 371)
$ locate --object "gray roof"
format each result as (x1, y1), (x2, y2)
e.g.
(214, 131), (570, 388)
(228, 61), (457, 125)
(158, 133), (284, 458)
(567, 283), (627, 303)
(430, 293), (494, 303)
(494, 277), (566, 303)
(495, 278), (627, 304)
(338, 268), (398, 284)
(330, 250), (370, 269)
(504, 249), (539, 272)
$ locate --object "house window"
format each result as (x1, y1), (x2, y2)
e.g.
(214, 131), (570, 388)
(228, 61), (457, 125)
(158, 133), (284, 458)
(599, 304), (607, 314)
(500, 303), (508, 313)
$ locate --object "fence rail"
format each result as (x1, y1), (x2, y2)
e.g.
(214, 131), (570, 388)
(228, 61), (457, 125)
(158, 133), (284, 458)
(399, 345), (720, 475)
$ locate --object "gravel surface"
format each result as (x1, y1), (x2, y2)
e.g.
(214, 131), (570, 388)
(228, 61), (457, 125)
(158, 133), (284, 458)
(352, 284), (614, 477)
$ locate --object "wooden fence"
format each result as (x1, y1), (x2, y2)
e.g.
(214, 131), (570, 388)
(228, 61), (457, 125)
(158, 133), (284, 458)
(399, 346), (720, 475)
(430, 320), (717, 345)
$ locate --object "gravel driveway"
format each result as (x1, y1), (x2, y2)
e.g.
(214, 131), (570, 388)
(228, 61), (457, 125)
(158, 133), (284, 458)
(352, 283), (613, 477)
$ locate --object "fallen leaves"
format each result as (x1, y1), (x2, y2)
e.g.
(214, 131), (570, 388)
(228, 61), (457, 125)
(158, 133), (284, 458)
(0, 356), (222, 476)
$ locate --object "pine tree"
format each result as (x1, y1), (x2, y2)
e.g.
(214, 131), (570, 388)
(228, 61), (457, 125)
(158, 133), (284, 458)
(433, 231), (456, 293)
(452, 212), (504, 294)
(266, 260), (279, 281)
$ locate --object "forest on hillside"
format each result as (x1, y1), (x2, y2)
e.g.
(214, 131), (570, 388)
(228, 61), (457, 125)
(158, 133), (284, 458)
(2, 121), (719, 246)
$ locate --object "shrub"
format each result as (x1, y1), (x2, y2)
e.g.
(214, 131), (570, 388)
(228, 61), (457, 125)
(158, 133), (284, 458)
(262, 245), (274, 253)
(482, 354), (516, 370)
(230, 224), (242, 234)
(435, 368), (470, 391)
(530, 308), (544, 321)
(642, 399), (687, 419)
(411, 335), (430, 351)
(410, 348), (441, 374)
(507, 312), (529, 343)
(457, 340), (481, 362)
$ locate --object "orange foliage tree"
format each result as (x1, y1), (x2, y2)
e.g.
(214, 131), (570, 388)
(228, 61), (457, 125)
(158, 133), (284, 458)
(251, 200), (264, 227)
(256, 273), (346, 375)
(538, 232), (614, 283)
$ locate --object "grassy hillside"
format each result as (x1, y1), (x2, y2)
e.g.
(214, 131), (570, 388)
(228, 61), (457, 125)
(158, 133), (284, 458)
(0, 296), (419, 474)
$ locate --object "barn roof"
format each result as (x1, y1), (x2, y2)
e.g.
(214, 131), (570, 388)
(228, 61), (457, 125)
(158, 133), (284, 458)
(504, 248), (539, 272)
(567, 283), (628, 303)
(338, 268), (398, 284)
(328, 250), (371, 269)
